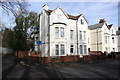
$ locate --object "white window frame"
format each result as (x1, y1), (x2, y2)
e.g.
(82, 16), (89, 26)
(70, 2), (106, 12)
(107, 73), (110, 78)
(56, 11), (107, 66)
(80, 45), (83, 54)
(84, 45), (87, 54)
(60, 27), (64, 37)
(55, 45), (59, 55)
(60, 44), (65, 55)
(55, 44), (65, 56)
(79, 31), (82, 40)
(81, 19), (84, 24)
(83, 31), (86, 40)
(55, 27), (59, 38)
(112, 37), (115, 43)
(105, 36), (107, 43)
(55, 27), (64, 38)
(70, 30), (74, 39)
(57, 14), (62, 22)
(70, 45), (74, 54)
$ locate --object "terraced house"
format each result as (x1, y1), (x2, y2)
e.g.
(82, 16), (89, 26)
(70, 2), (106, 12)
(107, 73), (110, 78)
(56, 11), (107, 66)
(35, 4), (89, 57)
(88, 19), (118, 55)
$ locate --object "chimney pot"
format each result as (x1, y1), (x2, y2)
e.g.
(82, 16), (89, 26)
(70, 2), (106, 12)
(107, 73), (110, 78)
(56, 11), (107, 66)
(99, 19), (106, 23)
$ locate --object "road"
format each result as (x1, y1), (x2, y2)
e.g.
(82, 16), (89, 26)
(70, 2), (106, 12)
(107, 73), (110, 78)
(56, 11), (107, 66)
(2, 55), (120, 79)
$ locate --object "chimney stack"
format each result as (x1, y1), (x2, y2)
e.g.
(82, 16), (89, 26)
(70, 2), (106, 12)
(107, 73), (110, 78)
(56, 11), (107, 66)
(42, 4), (49, 11)
(99, 19), (106, 23)
(118, 27), (120, 31)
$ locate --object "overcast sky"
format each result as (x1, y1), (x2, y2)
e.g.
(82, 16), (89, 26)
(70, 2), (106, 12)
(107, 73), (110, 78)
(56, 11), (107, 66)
(2, 1), (119, 30)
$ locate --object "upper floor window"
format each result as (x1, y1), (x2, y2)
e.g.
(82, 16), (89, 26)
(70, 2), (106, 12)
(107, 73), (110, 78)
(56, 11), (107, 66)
(81, 19), (84, 24)
(105, 36), (107, 43)
(57, 14), (62, 22)
(83, 31), (86, 40)
(112, 37), (115, 43)
(70, 45), (74, 53)
(55, 27), (59, 37)
(55, 27), (64, 38)
(79, 31), (82, 40)
(70, 30), (74, 39)
(112, 29), (114, 33)
(108, 36), (110, 43)
(60, 27), (64, 37)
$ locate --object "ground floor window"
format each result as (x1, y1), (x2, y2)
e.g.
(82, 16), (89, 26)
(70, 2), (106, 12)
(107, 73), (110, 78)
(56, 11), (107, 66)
(70, 45), (74, 54)
(60, 44), (65, 55)
(113, 48), (115, 52)
(55, 45), (59, 55)
(80, 45), (83, 54)
(84, 45), (87, 54)
(55, 44), (65, 56)
(80, 45), (87, 54)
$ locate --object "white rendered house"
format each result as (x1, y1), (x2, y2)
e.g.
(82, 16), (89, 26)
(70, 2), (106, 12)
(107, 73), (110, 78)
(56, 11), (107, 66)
(36, 4), (89, 57)
(116, 27), (120, 52)
(88, 19), (118, 54)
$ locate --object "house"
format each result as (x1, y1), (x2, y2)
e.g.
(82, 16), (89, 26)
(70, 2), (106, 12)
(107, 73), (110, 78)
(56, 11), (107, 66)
(116, 27), (120, 52)
(35, 4), (89, 57)
(88, 19), (118, 55)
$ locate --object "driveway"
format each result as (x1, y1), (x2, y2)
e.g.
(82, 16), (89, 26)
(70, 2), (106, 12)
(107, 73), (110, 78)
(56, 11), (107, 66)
(2, 55), (120, 79)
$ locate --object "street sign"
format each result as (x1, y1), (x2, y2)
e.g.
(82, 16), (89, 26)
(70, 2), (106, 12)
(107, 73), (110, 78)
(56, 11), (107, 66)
(36, 41), (42, 45)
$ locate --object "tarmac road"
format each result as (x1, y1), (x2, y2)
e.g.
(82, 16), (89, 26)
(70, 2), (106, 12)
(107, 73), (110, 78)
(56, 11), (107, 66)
(2, 55), (120, 79)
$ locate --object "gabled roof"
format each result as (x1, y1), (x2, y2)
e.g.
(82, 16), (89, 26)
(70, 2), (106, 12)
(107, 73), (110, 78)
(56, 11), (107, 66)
(88, 23), (104, 30)
(107, 24), (113, 29)
(46, 7), (88, 23)
(88, 22), (114, 30)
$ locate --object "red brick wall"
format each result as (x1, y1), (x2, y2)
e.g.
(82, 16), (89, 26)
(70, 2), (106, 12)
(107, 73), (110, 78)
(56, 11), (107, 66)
(83, 54), (106, 61)
(89, 51), (103, 55)
(40, 55), (80, 63)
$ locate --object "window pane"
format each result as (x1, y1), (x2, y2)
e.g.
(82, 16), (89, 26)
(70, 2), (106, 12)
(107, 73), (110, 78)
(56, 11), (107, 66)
(61, 27), (64, 37)
(80, 45), (83, 54)
(70, 30), (74, 39)
(83, 31), (86, 40)
(58, 14), (62, 22)
(79, 31), (82, 40)
(55, 45), (59, 55)
(81, 19), (84, 24)
(84, 45), (87, 54)
(105, 36), (107, 43)
(61, 44), (64, 55)
(70, 45), (74, 53)
(112, 37), (114, 43)
(55, 27), (59, 37)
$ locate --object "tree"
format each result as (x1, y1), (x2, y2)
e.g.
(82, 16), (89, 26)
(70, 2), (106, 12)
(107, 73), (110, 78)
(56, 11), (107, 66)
(2, 28), (13, 48)
(1, 0), (29, 17)
(12, 12), (39, 51)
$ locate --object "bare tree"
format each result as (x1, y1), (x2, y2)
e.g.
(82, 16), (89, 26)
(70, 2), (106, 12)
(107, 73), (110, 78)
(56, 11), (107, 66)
(1, 0), (29, 17)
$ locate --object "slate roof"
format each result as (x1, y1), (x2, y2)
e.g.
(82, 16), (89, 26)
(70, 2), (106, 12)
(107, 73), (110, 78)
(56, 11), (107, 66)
(88, 23), (104, 30)
(107, 24), (113, 29)
(46, 9), (87, 22)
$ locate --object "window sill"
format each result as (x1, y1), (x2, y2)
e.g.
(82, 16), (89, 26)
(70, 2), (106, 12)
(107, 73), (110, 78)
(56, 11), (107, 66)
(54, 37), (66, 39)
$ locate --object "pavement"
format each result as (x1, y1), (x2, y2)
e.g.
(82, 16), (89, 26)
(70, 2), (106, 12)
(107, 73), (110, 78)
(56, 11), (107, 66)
(2, 54), (120, 79)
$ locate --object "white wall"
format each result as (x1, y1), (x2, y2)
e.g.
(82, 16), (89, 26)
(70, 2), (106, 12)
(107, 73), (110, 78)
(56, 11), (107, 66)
(118, 35), (120, 52)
